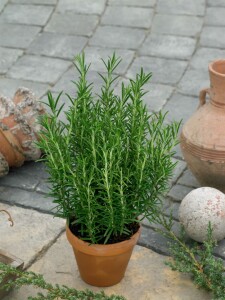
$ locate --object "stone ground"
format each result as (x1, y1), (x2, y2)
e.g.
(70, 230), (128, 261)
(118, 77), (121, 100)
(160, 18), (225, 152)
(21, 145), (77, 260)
(0, 0), (224, 299)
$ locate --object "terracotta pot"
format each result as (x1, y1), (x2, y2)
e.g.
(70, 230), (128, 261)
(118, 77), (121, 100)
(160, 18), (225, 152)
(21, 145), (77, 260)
(0, 128), (17, 167)
(180, 59), (225, 192)
(3, 130), (25, 167)
(66, 224), (141, 287)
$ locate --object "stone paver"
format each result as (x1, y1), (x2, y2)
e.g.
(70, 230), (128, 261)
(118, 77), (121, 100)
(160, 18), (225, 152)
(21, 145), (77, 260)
(57, 0), (106, 15)
(90, 26), (146, 49)
(156, 0), (205, 16)
(126, 56), (187, 85)
(5, 234), (211, 300)
(101, 6), (153, 28)
(152, 14), (203, 37)
(8, 55), (71, 85)
(139, 34), (196, 60)
(0, 0), (225, 298)
(0, 204), (65, 267)
(0, 47), (23, 75)
(0, 4), (54, 26)
(200, 26), (225, 48)
(0, 23), (40, 48)
(45, 13), (99, 37)
(28, 32), (88, 59)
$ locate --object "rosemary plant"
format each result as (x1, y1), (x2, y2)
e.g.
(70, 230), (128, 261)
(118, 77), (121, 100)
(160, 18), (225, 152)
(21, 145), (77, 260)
(0, 263), (126, 300)
(37, 53), (180, 244)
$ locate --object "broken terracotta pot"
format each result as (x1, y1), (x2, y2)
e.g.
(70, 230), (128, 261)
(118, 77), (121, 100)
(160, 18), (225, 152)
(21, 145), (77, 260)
(180, 59), (225, 192)
(0, 88), (45, 177)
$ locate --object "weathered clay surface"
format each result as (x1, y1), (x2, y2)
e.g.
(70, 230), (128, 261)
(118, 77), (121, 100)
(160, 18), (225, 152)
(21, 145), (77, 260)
(0, 204), (65, 268)
(0, 88), (45, 176)
(5, 234), (211, 300)
(179, 187), (225, 242)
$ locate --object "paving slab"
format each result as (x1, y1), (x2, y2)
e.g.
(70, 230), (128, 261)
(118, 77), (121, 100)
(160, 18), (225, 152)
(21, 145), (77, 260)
(178, 68), (210, 97)
(126, 56), (187, 85)
(0, 23), (40, 49)
(205, 7), (225, 26)
(83, 47), (135, 75)
(90, 25), (146, 49)
(0, 4), (54, 26)
(156, 0), (205, 16)
(45, 13), (99, 37)
(108, 0), (156, 7)
(0, 0), (7, 13)
(101, 6), (153, 28)
(11, 0), (56, 4)
(139, 34), (196, 60)
(207, 0), (225, 6)
(57, 0), (106, 15)
(28, 32), (87, 59)
(168, 184), (193, 202)
(177, 169), (200, 188)
(200, 26), (225, 48)
(0, 204), (65, 268)
(0, 78), (49, 99)
(5, 233), (211, 300)
(190, 47), (225, 71)
(8, 55), (71, 85)
(0, 47), (23, 75)
(152, 14), (203, 37)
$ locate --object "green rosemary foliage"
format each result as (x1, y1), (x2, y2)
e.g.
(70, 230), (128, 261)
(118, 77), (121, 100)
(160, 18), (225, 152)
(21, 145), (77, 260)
(158, 216), (225, 300)
(37, 53), (180, 244)
(0, 263), (126, 300)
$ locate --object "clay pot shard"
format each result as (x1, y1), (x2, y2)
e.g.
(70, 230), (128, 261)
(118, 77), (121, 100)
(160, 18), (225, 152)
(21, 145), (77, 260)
(0, 88), (46, 176)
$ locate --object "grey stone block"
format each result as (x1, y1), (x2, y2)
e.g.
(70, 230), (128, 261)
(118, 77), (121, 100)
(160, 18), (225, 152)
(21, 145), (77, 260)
(0, 0), (7, 13)
(84, 47), (135, 74)
(11, 0), (56, 4)
(0, 47), (23, 75)
(206, 7), (225, 26)
(152, 14), (203, 37)
(57, 0), (106, 15)
(12, 161), (49, 180)
(207, 0), (225, 6)
(178, 68), (210, 97)
(0, 186), (55, 213)
(173, 143), (184, 160)
(0, 78), (49, 99)
(36, 180), (51, 194)
(138, 225), (171, 255)
(168, 184), (193, 202)
(28, 33), (87, 59)
(126, 56), (187, 85)
(0, 170), (39, 191)
(108, 0), (156, 7)
(190, 47), (225, 71)
(178, 169), (200, 188)
(101, 6), (153, 28)
(8, 55), (71, 85)
(156, 0), (205, 16)
(0, 4), (54, 26)
(164, 202), (181, 221)
(45, 13), (99, 37)
(0, 24), (40, 48)
(0, 204), (65, 268)
(90, 26), (146, 50)
(139, 34), (196, 60)
(170, 158), (186, 184)
(162, 93), (198, 124)
(200, 26), (225, 48)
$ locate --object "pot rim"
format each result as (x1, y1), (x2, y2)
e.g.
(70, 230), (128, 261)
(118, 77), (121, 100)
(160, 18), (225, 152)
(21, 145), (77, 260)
(66, 223), (141, 256)
(209, 59), (225, 78)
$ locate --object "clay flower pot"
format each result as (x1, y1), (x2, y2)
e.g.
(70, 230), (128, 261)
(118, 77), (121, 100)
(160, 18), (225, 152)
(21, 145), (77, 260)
(180, 59), (225, 192)
(66, 224), (141, 287)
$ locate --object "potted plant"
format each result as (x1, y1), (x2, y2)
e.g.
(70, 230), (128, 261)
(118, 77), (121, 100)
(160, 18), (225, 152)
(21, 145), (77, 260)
(37, 53), (180, 287)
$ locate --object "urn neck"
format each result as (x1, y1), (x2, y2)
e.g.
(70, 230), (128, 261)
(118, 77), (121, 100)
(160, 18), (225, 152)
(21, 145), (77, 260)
(209, 60), (225, 107)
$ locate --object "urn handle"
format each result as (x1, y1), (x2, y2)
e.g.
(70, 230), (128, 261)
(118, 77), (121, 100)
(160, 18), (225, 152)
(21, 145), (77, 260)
(198, 88), (210, 109)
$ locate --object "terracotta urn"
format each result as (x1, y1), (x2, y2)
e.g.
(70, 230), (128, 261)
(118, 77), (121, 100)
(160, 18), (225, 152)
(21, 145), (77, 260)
(180, 59), (225, 192)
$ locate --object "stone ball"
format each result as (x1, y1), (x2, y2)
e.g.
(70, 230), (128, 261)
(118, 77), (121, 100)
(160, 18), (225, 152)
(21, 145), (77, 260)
(179, 187), (225, 242)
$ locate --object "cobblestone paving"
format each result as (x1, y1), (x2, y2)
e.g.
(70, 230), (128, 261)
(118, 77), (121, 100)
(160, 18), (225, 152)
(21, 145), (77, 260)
(0, 0), (225, 261)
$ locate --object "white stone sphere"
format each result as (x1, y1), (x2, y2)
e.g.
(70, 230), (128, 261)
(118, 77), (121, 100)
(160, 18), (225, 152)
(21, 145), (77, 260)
(179, 187), (225, 242)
